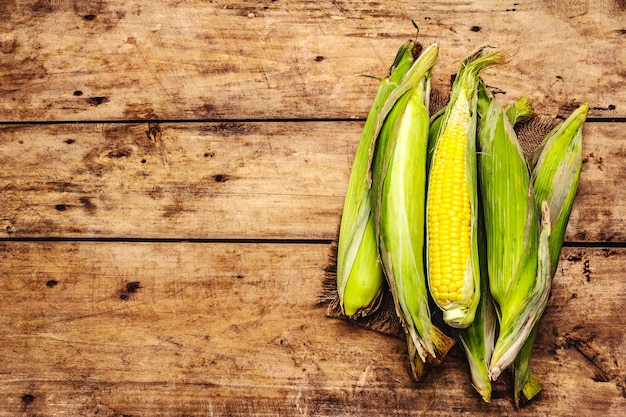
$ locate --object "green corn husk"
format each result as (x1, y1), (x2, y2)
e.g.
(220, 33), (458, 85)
(427, 105), (446, 172)
(370, 43), (455, 380)
(501, 94), (545, 407)
(513, 325), (543, 407)
(500, 92), (544, 407)
(512, 103), (588, 406)
(531, 103), (589, 275)
(504, 96), (534, 127)
(426, 47), (503, 329)
(457, 205), (496, 402)
(336, 41), (417, 317)
(478, 86), (553, 381)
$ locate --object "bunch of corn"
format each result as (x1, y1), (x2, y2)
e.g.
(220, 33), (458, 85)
(370, 42), (455, 380)
(334, 34), (587, 404)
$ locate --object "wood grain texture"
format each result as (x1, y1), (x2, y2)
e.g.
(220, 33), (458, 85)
(0, 242), (626, 416)
(1, 0), (624, 121)
(0, 121), (623, 242)
(0, 242), (623, 416)
(1, 1), (624, 415)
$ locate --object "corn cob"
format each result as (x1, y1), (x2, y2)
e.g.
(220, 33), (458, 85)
(426, 48), (502, 328)
(512, 103), (588, 406)
(370, 43), (455, 380)
(336, 41), (416, 317)
(478, 88), (554, 381)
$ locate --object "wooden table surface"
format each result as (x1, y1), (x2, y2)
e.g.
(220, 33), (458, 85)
(1, 0), (625, 415)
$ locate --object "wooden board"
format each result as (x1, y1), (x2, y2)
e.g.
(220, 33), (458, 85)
(1, 0), (625, 121)
(0, 242), (624, 415)
(1, 0), (625, 415)
(0, 121), (624, 242)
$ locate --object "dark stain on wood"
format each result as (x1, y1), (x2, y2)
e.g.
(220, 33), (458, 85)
(31, 0), (54, 13)
(567, 251), (584, 262)
(559, 101), (585, 117)
(46, 279), (58, 288)
(119, 281), (141, 300)
(122, 103), (161, 120)
(107, 147), (133, 159)
(557, 332), (623, 391)
(592, 104), (616, 111)
(602, 248), (618, 257)
(583, 259), (591, 282)
(162, 196), (194, 219)
(146, 123), (162, 143)
(214, 174), (229, 183)
(21, 393), (35, 404)
(201, 123), (249, 137)
(86, 96), (109, 106)
(79, 197), (97, 215)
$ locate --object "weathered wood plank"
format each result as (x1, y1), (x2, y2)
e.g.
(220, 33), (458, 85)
(1, 0), (624, 121)
(0, 242), (623, 415)
(0, 121), (623, 242)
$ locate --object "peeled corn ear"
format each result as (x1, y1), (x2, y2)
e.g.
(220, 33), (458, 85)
(336, 41), (416, 317)
(370, 43), (454, 380)
(426, 47), (503, 328)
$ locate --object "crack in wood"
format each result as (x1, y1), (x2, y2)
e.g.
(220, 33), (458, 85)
(560, 333), (623, 392)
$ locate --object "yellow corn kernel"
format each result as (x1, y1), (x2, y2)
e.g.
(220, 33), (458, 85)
(427, 93), (472, 307)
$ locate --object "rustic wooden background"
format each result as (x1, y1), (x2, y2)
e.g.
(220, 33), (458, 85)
(1, 0), (625, 415)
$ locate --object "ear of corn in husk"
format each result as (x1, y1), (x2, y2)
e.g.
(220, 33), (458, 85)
(498, 92), (545, 407)
(370, 43), (455, 380)
(336, 41), (417, 317)
(426, 47), (503, 329)
(476, 83), (554, 381)
(499, 93), (545, 407)
(512, 103), (588, 406)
